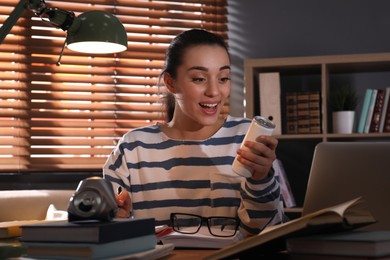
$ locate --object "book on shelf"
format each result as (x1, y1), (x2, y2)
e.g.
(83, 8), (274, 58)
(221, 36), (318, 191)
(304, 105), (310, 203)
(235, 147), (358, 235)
(273, 158), (296, 208)
(380, 87), (390, 133)
(258, 72), (282, 135)
(297, 92), (310, 134)
(286, 230), (390, 258)
(286, 92), (298, 134)
(286, 90), (321, 134)
(20, 217), (155, 244)
(364, 89), (378, 133)
(158, 226), (243, 249)
(379, 87), (390, 132)
(23, 234), (158, 260)
(308, 91), (321, 134)
(204, 197), (376, 260)
(369, 89), (385, 133)
(357, 88), (373, 133)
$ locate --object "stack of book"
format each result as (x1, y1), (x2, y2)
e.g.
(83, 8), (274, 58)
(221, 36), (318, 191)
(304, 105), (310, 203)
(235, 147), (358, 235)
(287, 230), (390, 260)
(286, 91), (321, 134)
(20, 218), (158, 259)
(358, 87), (390, 133)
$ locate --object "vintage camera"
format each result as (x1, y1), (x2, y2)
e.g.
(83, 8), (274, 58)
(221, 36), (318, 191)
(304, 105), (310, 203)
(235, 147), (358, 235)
(67, 176), (118, 222)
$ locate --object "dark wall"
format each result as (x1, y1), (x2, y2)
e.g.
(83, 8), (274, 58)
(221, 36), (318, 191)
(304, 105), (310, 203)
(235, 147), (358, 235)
(228, 0), (390, 116)
(228, 0), (390, 59)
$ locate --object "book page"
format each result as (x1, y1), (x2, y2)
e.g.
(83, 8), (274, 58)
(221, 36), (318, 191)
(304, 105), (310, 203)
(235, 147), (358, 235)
(159, 226), (243, 249)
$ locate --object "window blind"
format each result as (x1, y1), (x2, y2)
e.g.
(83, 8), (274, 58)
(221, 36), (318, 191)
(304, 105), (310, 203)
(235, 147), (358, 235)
(0, 0), (228, 173)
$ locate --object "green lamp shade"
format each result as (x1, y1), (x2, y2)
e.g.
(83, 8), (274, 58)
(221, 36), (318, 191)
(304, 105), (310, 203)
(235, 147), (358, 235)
(66, 10), (127, 54)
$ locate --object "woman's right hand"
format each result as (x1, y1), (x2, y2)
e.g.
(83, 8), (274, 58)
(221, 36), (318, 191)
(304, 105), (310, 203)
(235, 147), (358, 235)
(115, 188), (132, 218)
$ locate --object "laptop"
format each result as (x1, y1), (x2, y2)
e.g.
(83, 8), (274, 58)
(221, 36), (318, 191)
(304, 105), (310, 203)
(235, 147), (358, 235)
(302, 142), (390, 231)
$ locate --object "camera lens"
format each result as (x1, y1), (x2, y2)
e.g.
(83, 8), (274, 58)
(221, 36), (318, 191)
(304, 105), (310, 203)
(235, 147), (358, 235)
(72, 189), (102, 217)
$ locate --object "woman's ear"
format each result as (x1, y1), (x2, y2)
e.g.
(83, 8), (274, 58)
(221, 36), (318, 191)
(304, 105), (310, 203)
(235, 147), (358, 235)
(163, 73), (176, 93)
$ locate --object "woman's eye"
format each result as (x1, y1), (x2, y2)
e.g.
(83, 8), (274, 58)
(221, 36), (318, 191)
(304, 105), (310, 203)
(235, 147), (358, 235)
(192, 77), (205, 83)
(220, 77), (231, 83)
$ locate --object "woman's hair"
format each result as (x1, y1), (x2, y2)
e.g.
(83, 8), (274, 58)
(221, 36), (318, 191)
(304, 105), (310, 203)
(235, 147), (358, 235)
(159, 29), (229, 122)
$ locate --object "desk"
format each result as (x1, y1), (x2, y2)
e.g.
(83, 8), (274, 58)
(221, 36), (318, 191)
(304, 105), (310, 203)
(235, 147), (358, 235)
(164, 249), (289, 260)
(164, 249), (216, 259)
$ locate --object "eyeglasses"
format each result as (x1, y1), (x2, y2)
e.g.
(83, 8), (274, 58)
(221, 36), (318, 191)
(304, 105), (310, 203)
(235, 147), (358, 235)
(170, 213), (240, 237)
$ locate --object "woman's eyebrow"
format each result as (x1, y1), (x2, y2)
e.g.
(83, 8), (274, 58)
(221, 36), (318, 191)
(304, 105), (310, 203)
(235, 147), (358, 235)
(220, 65), (231, 71)
(187, 66), (207, 72)
(187, 65), (231, 72)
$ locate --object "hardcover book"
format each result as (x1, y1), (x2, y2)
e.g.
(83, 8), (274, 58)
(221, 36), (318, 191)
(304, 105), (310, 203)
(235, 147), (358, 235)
(369, 89), (385, 133)
(357, 88), (373, 133)
(297, 92), (310, 134)
(286, 230), (390, 258)
(24, 234), (158, 260)
(286, 92), (298, 134)
(21, 218), (155, 244)
(379, 87), (390, 132)
(382, 87), (390, 133)
(308, 91), (321, 134)
(364, 89), (378, 133)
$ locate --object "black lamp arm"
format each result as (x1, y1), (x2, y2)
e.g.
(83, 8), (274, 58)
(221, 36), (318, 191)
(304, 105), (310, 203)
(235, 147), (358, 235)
(0, 0), (75, 44)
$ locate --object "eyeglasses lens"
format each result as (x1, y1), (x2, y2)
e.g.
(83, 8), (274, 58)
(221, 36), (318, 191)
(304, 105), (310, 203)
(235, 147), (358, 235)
(173, 214), (202, 234)
(208, 217), (237, 237)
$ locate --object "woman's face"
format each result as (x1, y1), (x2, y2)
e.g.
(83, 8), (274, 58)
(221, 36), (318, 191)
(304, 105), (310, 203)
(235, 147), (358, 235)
(170, 44), (231, 127)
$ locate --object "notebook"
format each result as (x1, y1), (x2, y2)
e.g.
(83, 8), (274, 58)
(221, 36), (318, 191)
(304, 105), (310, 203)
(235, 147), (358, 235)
(302, 142), (390, 231)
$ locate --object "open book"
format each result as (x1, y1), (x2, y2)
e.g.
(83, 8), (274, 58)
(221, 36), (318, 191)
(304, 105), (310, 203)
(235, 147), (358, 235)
(204, 197), (376, 260)
(158, 226), (243, 249)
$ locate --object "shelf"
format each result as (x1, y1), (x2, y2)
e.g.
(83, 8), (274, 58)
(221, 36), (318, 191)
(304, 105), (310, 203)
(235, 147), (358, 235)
(275, 132), (390, 140)
(244, 52), (390, 139)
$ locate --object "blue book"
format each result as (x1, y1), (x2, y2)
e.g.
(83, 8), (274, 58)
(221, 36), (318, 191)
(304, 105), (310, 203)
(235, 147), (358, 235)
(357, 89), (373, 133)
(364, 89), (378, 133)
(23, 234), (157, 260)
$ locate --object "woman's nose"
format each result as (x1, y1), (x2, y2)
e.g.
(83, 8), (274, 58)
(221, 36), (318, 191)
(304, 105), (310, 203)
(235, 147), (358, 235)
(205, 80), (219, 97)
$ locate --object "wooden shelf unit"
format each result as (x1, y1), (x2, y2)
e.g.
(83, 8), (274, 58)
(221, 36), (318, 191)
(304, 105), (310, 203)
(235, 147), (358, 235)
(244, 52), (390, 140)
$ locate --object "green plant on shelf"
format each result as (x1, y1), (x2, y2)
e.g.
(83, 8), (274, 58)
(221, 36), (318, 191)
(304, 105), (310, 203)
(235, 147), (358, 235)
(330, 85), (358, 112)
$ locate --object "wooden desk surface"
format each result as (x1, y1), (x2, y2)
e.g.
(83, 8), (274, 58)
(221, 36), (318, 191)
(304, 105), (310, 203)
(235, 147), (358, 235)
(164, 249), (289, 259)
(163, 249), (216, 259)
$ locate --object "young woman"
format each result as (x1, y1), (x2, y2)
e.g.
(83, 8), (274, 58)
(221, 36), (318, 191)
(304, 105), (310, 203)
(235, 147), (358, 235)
(103, 29), (285, 237)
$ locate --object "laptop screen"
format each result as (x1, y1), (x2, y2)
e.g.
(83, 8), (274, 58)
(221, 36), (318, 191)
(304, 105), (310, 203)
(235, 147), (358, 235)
(302, 142), (390, 230)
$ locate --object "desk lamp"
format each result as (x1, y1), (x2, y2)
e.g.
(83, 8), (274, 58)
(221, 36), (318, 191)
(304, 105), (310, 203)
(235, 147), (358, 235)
(0, 0), (128, 55)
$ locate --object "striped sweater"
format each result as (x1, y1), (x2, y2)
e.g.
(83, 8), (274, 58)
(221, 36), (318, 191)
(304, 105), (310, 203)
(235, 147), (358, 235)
(103, 116), (285, 236)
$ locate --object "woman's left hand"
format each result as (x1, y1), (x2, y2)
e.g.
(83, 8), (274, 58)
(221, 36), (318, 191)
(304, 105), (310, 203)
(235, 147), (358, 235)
(236, 135), (278, 180)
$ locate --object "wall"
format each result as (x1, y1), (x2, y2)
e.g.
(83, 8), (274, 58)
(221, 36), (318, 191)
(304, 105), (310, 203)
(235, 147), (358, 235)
(228, 0), (390, 117)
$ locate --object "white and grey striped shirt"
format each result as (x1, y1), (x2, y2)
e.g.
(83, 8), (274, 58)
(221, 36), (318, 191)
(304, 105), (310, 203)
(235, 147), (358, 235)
(103, 116), (285, 236)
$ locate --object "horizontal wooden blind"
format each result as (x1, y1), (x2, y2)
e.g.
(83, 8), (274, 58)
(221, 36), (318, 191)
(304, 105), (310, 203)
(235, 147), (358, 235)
(0, 0), (228, 172)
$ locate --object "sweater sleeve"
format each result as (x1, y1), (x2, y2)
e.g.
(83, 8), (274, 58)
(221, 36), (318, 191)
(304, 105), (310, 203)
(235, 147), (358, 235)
(102, 139), (132, 194)
(237, 168), (285, 237)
